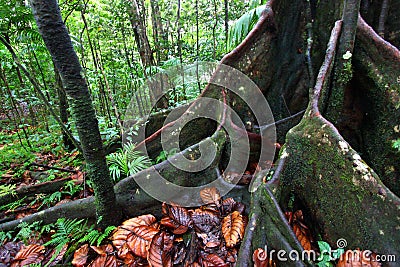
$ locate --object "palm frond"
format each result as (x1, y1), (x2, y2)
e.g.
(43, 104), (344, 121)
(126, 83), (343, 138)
(227, 5), (266, 51)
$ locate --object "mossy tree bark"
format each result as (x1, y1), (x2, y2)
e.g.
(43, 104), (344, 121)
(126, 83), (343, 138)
(29, 0), (121, 228)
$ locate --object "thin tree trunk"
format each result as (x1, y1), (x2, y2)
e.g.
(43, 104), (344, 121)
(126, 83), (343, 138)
(0, 36), (82, 153)
(196, 0), (201, 93)
(377, 0), (390, 37)
(212, 0), (218, 60)
(80, 9), (112, 121)
(53, 61), (74, 150)
(0, 66), (32, 149)
(177, 0), (186, 102)
(29, 0), (121, 228)
(224, 0), (229, 50)
(96, 37), (123, 130)
(129, 0), (154, 68)
(150, 0), (168, 62)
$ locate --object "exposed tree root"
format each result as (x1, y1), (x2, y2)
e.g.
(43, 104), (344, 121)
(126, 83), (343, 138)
(0, 177), (74, 206)
(350, 15), (400, 195)
(239, 15), (400, 265)
(267, 18), (400, 262)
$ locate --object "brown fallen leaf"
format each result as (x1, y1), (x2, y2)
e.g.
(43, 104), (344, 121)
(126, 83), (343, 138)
(222, 211), (246, 248)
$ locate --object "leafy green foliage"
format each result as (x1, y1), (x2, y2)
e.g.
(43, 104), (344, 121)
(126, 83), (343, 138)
(106, 142), (152, 183)
(392, 139), (400, 152)
(42, 218), (115, 265)
(0, 231), (13, 245)
(37, 191), (62, 209)
(0, 184), (16, 197)
(155, 148), (178, 164)
(14, 220), (43, 244)
(227, 5), (265, 51)
(79, 225), (116, 246)
(316, 241), (344, 267)
(63, 180), (84, 196)
(0, 197), (26, 212)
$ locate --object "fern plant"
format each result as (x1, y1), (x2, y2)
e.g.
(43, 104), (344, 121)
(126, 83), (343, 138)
(106, 142), (152, 183)
(0, 231), (13, 245)
(43, 218), (87, 264)
(78, 225), (116, 246)
(14, 220), (43, 244)
(42, 218), (115, 266)
(0, 184), (16, 197)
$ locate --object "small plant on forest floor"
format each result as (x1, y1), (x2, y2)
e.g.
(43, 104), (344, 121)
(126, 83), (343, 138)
(43, 218), (115, 265)
(0, 218), (115, 266)
(0, 184), (16, 197)
(0, 197), (26, 212)
(392, 139), (400, 152)
(316, 241), (345, 267)
(0, 231), (13, 244)
(106, 142), (152, 183)
(14, 221), (44, 245)
(155, 148), (178, 164)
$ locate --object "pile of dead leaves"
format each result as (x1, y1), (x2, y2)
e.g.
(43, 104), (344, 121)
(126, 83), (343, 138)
(0, 242), (67, 267)
(0, 187), (247, 266)
(72, 187), (247, 266)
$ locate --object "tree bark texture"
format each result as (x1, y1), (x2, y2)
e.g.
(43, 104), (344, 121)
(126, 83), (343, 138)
(29, 0), (121, 228)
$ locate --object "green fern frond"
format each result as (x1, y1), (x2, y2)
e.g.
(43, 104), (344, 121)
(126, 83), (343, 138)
(0, 184), (16, 197)
(78, 228), (99, 245)
(107, 142), (151, 183)
(16, 28), (43, 43)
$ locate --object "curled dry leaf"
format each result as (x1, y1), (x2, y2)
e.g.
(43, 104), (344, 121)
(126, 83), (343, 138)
(161, 203), (191, 234)
(111, 214), (159, 259)
(87, 254), (105, 267)
(293, 224), (312, 251)
(147, 231), (174, 267)
(202, 253), (229, 267)
(127, 225), (159, 258)
(122, 214), (157, 228)
(90, 243), (114, 256)
(196, 230), (221, 248)
(222, 211), (246, 248)
(200, 187), (221, 205)
(11, 244), (45, 267)
(72, 244), (89, 267)
(111, 227), (132, 250)
(336, 249), (382, 267)
(220, 198), (236, 215)
(190, 208), (220, 233)
(285, 210), (313, 251)
(253, 248), (276, 267)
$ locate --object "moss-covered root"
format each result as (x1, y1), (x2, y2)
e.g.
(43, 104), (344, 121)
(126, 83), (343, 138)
(352, 16), (400, 195)
(280, 115), (400, 261)
(237, 183), (314, 267)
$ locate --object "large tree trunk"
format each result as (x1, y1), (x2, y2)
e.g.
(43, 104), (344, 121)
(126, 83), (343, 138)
(29, 0), (121, 228)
